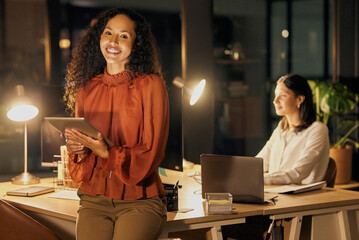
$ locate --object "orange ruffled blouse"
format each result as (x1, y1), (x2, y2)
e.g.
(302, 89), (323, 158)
(68, 70), (169, 200)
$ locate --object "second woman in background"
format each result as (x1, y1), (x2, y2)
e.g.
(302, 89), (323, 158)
(257, 74), (330, 185)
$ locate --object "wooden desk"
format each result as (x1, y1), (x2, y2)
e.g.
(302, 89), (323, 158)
(0, 178), (77, 240)
(159, 167), (263, 239)
(0, 171), (254, 240)
(261, 189), (359, 240)
(1, 172), (359, 240)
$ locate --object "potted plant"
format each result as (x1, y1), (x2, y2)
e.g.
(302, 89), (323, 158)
(308, 80), (359, 184)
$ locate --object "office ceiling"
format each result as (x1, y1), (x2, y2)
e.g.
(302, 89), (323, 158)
(60, 0), (267, 16)
(61, 0), (181, 12)
(60, 0), (319, 17)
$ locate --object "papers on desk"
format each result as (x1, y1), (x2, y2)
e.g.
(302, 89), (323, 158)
(48, 190), (80, 200)
(265, 181), (327, 194)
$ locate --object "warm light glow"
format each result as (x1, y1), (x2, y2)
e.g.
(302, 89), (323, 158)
(59, 39), (71, 49)
(7, 104), (39, 122)
(282, 29), (289, 38)
(190, 79), (206, 105)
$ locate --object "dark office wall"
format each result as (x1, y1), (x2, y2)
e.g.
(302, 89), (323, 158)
(333, 0), (359, 181)
(0, 0), (47, 174)
(334, 0), (358, 83)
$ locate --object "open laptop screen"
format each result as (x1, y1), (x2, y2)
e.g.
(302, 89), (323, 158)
(200, 154), (265, 203)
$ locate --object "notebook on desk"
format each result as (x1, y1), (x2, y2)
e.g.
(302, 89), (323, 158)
(200, 154), (277, 204)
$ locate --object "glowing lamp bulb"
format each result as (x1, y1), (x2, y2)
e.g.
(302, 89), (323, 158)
(7, 104), (39, 122)
(190, 79), (206, 105)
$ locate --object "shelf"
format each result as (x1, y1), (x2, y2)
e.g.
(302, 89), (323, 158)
(215, 58), (260, 65)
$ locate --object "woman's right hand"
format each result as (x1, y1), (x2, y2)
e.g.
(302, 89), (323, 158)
(61, 132), (88, 158)
(66, 138), (85, 154)
(65, 129), (109, 159)
(65, 138), (89, 161)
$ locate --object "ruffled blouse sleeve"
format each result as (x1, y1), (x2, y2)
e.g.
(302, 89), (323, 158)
(68, 88), (97, 183)
(106, 75), (169, 186)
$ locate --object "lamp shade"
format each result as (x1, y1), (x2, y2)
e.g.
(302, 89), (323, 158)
(172, 76), (185, 88)
(172, 77), (206, 105)
(7, 104), (39, 122)
(6, 85), (39, 122)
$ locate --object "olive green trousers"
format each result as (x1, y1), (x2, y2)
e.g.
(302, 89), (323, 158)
(76, 190), (167, 240)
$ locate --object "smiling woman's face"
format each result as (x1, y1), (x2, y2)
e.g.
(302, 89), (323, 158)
(100, 14), (136, 74)
(273, 82), (302, 117)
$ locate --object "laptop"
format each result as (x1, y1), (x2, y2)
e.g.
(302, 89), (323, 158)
(200, 154), (276, 203)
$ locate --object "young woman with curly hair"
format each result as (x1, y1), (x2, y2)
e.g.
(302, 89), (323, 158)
(63, 8), (169, 240)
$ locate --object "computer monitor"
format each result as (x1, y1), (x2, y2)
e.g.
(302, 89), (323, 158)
(41, 120), (65, 167)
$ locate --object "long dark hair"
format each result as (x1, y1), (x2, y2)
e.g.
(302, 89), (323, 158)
(64, 7), (162, 113)
(277, 73), (316, 132)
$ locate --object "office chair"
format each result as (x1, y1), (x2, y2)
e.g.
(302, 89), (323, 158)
(323, 158), (337, 188)
(0, 199), (60, 240)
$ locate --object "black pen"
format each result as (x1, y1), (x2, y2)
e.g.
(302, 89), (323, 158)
(172, 180), (179, 195)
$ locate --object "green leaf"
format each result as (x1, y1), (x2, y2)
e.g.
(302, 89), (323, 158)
(307, 80), (359, 148)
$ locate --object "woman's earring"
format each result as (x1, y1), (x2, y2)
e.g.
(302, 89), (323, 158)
(297, 104), (300, 109)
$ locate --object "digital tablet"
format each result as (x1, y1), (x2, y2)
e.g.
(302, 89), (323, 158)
(7, 186), (55, 197)
(44, 117), (114, 146)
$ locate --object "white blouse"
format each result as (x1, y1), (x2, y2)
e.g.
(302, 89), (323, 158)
(256, 121), (330, 185)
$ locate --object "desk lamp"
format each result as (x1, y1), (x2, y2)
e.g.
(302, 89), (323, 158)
(172, 76), (206, 169)
(172, 76), (206, 105)
(6, 85), (40, 185)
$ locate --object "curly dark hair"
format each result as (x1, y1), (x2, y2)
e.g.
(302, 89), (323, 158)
(64, 7), (162, 113)
(277, 73), (316, 132)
